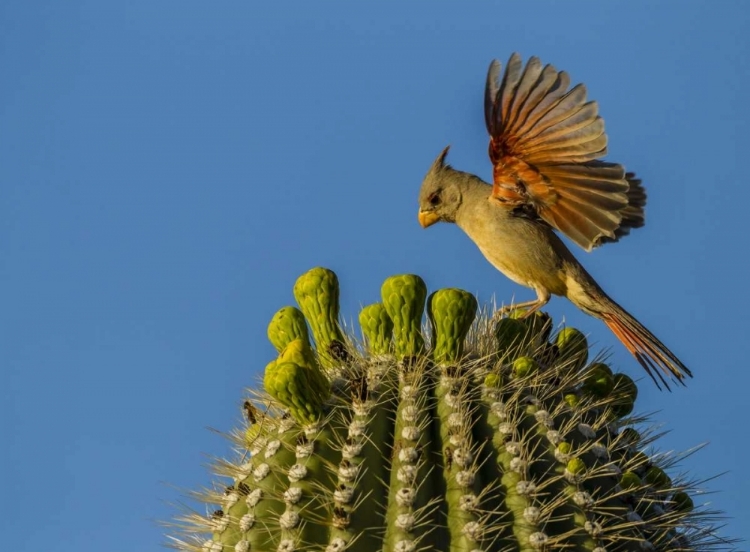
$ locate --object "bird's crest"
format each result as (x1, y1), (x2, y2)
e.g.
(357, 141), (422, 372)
(428, 145), (451, 175)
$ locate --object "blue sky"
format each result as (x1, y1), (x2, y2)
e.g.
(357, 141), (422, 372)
(1, 1), (748, 550)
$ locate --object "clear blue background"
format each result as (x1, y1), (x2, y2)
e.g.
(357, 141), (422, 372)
(1, 2), (747, 550)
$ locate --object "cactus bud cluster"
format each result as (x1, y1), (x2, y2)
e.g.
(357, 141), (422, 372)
(168, 268), (731, 552)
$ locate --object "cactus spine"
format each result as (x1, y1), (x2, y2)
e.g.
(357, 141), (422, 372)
(169, 267), (732, 552)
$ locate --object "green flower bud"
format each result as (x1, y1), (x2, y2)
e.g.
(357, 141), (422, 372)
(611, 373), (638, 418)
(513, 310), (553, 343)
(380, 274), (427, 357)
(293, 267), (346, 365)
(564, 393), (580, 408)
(557, 442), (572, 455)
(278, 338), (318, 370)
(556, 327), (589, 369)
(592, 362), (613, 376)
(264, 344), (330, 425)
(620, 471), (642, 490)
(670, 491), (694, 513)
(358, 303), (393, 355)
(494, 318), (528, 356)
(512, 356), (539, 378)
(427, 288), (478, 365)
(265, 361), (327, 424)
(567, 457), (586, 475)
(484, 373), (503, 388)
(645, 466), (672, 490)
(267, 306), (309, 352)
(582, 363), (615, 398)
(275, 339), (330, 406)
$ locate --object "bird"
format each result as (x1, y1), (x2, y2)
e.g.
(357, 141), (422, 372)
(417, 52), (691, 390)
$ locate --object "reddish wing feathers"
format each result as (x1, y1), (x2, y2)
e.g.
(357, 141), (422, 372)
(486, 53), (631, 251)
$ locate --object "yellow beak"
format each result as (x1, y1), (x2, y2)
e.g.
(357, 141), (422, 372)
(418, 210), (440, 228)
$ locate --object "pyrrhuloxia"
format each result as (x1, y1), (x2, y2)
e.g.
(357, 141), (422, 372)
(417, 53), (691, 390)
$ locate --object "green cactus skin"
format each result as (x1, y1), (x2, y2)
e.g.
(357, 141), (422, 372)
(327, 375), (395, 550)
(170, 269), (733, 552)
(358, 303), (393, 356)
(427, 288), (478, 366)
(293, 267), (346, 367)
(380, 274), (427, 358)
(382, 359), (446, 551)
(267, 307), (310, 353)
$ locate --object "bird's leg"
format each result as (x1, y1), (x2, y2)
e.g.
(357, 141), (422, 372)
(492, 288), (550, 322)
(519, 288), (551, 318)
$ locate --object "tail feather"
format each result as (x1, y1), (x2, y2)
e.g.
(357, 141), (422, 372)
(604, 316), (671, 390)
(600, 301), (692, 391)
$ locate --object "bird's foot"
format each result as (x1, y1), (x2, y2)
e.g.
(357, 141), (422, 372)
(491, 299), (542, 324)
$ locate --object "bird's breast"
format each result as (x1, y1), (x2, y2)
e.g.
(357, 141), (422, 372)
(457, 204), (569, 296)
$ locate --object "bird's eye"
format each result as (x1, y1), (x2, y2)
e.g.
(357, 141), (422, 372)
(428, 192), (441, 206)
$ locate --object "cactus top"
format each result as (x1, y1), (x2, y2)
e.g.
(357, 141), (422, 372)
(168, 267), (730, 552)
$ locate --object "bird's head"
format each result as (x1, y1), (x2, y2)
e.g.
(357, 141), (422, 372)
(418, 146), (463, 228)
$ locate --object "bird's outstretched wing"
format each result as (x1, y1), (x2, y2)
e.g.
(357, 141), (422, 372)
(485, 53), (638, 251)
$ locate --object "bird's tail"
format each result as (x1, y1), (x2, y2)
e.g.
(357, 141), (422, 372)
(592, 294), (692, 391)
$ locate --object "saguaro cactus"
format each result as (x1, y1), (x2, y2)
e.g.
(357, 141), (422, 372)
(168, 267), (731, 552)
